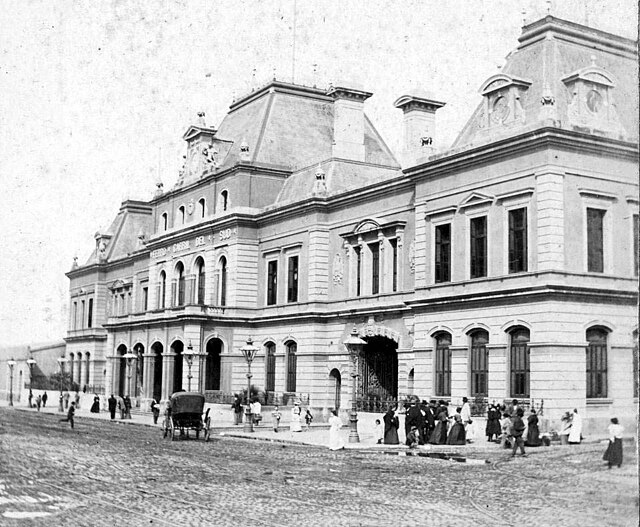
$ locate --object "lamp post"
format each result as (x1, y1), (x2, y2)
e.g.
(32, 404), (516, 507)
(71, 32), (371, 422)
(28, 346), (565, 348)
(57, 356), (68, 412)
(7, 359), (16, 407)
(122, 351), (138, 397)
(240, 338), (259, 433)
(26, 357), (36, 389)
(182, 340), (197, 392)
(343, 326), (366, 443)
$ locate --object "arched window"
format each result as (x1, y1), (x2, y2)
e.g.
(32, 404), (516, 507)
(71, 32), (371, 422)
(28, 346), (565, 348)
(219, 257), (227, 306)
(509, 327), (530, 398)
(329, 369), (341, 409)
(434, 332), (451, 397)
(176, 262), (185, 306)
(161, 212), (168, 231)
(198, 198), (206, 218)
(586, 327), (608, 399)
(285, 341), (297, 393)
(470, 330), (489, 397)
(195, 257), (206, 305)
(84, 352), (90, 387)
(408, 368), (415, 396)
(265, 342), (276, 393)
(69, 353), (75, 384)
(220, 190), (229, 212)
(158, 271), (166, 309)
(178, 205), (185, 225)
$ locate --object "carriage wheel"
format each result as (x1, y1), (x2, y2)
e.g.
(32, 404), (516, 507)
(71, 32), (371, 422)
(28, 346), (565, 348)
(169, 420), (176, 441)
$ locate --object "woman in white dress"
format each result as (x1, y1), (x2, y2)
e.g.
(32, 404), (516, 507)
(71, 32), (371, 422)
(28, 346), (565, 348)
(290, 402), (303, 432)
(568, 408), (582, 444)
(328, 410), (345, 450)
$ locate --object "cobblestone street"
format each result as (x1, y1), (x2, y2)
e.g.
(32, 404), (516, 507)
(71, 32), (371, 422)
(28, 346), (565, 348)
(0, 408), (637, 527)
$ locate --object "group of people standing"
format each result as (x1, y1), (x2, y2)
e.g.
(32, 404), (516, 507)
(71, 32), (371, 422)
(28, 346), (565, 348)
(485, 400), (541, 454)
(107, 394), (132, 420)
(379, 397), (475, 447)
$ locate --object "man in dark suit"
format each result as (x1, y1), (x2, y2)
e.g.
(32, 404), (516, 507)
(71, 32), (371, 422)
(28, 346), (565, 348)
(108, 394), (117, 420)
(405, 398), (425, 446)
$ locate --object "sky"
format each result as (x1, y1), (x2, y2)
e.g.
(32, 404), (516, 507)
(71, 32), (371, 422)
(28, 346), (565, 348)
(0, 0), (636, 347)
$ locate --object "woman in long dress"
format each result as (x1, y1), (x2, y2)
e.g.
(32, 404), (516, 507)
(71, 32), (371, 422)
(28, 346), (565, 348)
(290, 402), (303, 432)
(568, 409), (582, 444)
(603, 417), (624, 468)
(383, 407), (400, 445)
(328, 410), (345, 450)
(90, 395), (100, 413)
(446, 413), (466, 445)
(429, 402), (449, 445)
(525, 409), (541, 447)
(485, 404), (501, 442)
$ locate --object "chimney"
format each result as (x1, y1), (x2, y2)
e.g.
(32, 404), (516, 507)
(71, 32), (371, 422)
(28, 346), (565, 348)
(327, 85), (373, 162)
(394, 93), (446, 167)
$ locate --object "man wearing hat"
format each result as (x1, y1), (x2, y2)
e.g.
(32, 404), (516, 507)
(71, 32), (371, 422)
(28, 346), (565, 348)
(405, 397), (425, 446)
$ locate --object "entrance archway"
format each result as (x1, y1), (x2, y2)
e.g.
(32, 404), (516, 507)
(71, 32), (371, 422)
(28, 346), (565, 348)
(205, 339), (222, 391)
(116, 344), (127, 396)
(133, 343), (144, 398)
(360, 336), (398, 399)
(151, 342), (163, 402)
(329, 369), (341, 409)
(171, 340), (184, 394)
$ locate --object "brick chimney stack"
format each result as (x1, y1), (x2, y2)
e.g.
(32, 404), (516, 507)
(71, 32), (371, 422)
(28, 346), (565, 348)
(394, 93), (446, 167)
(327, 85), (373, 162)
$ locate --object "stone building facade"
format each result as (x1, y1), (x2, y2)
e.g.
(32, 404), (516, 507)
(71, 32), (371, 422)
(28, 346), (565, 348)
(65, 16), (638, 433)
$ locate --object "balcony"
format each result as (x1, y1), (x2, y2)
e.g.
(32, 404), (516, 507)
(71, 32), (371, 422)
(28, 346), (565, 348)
(105, 304), (226, 326)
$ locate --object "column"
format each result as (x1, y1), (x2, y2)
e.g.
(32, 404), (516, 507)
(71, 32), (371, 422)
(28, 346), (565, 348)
(450, 346), (468, 403)
(142, 353), (155, 399)
(161, 350), (174, 401)
(487, 344), (506, 405)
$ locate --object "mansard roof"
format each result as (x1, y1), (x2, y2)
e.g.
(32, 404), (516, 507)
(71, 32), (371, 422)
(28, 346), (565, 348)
(452, 15), (638, 150)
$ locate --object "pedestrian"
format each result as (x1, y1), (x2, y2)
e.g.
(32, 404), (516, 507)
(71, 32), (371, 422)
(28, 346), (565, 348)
(304, 408), (314, 431)
(231, 395), (244, 425)
(250, 398), (262, 426)
(525, 409), (541, 447)
(405, 398), (424, 446)
(461, 397), (473, 443)
(290, 402), (303, 432)
(407, 425), (420, 449)
(90, 394), (100, 413)
(42, 392), (48, 407)
(446, 412), (466, 445)
(568, 408), (582, 444)
(429, 401), (448, 445)
(28, 389), (33, 408)
(559, 411), (572, 445)
(328, 410), (345, 450)
(424, 400), (436, 439)
(603, 417), (624, 468)
(150, 398), (160, 424)
(510, 407), (527, 457)
(36, 395), (42, 411)
(63, 391), (70, 409)
(486, 404), (501, 442)
(124, 395), (132, 419)
(271, 405), (282, 432)
(500, 410), (513, 449)
(59, 401), (76, 429)
(74, 392), (80, 410)
(118, 395), (125, 419)
(383, 405), (400, 445)
(374, 418), (384, 444)
(108, 394), (117, 420)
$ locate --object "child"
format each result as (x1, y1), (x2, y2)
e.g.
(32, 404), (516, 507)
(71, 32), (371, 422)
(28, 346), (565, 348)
(272, 406), (282, 433)
(304, 409), (313, 431)
(60, 402), (76, 429)
(407, 425), (420, 448)
(374, 418), (384, 444)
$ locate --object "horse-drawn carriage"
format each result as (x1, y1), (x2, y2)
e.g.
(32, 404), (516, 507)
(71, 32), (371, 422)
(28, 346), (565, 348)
(161, 392), (211, 442)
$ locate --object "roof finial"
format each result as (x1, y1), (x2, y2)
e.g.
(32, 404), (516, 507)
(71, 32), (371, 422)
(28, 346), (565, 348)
(546, 0), (552, 15)
(251, 67), (257, 90)
(197, 111), (206, 126)
(521, 8), (527, 26)
(272, 65), (277, 81)
(312, 63), (318, 88)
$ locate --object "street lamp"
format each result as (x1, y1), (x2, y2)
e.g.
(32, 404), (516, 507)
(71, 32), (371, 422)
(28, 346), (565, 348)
(26, 357), (36, 388)
(56, 356), (68, 412)
(6, 359), (16, 407)
(182, 340), (198, 392)
(343, 326), (366, 443)
(122, 351), (137, 397)
(240, 337), (259, 433)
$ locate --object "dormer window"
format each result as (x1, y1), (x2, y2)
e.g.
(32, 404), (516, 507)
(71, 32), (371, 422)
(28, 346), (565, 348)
(477, 74), (532, 129)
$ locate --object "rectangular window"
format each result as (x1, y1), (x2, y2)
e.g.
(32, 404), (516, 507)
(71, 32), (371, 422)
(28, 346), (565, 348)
(390, 239), (398, 292)
(81, 300), (85, 328)
(586, 342), (608, 398)
(287, 256), (299, 303)
(370, 242), (380, 295)
(470, 216), (487, 278)
(142, 287), (148, 311)
(355, 246), (362, 296)
(508, 208), (528, 273)
(87, 298), (93, 328)
(72, 301), (78, 330)
(267, 260), (278, 305)
(435, 223), (451, 283)
(470, 345), (488, 397)
(435, 346), (451, 397)
(587, 208), (605, 273)
(634, 215), (638, 276)
(510, 342), (530, 398)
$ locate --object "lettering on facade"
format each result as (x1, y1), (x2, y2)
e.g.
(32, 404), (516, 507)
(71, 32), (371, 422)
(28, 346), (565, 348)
(150, 229), (237, 259)
(359, 325), (400, 343)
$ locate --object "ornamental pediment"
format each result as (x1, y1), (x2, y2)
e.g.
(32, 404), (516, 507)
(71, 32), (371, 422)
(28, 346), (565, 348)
(479, 74), (532, 96)
(458, 192), (494, 210)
